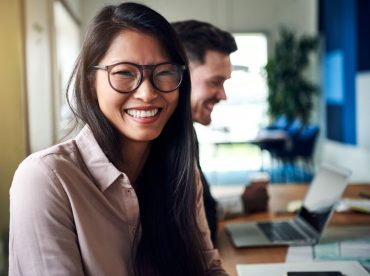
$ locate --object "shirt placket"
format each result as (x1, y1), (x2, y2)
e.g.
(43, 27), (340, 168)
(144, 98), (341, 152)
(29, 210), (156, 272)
(118, 175), (140, 241)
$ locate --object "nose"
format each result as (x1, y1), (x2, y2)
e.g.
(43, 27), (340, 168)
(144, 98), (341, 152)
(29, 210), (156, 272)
(133, 75), (158, 102)
(218, 87), (227, 101)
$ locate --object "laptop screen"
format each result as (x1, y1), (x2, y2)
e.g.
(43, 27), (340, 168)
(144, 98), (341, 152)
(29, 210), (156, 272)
(297, 165), (351, 233)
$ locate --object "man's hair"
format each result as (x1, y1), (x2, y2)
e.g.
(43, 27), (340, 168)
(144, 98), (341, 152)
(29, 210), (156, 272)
(172, 20), (237, 63)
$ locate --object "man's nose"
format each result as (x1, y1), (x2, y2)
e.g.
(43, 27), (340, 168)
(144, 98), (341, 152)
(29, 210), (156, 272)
(217, 87), (227, 101)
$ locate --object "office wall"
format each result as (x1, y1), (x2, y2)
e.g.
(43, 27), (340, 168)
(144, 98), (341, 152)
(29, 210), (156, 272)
(0, 1), (27, 233)
(64, 0), (81, 20)
(357, 72), (370, 150)
(319, 0), (370, 182)
(320, 72), (370, 182)
(322, 140), (370, 182)
(81, 0), (318, 56)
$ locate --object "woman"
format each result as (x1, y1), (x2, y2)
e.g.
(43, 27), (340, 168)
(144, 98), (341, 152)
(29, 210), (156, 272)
(9, 2), (227, 276)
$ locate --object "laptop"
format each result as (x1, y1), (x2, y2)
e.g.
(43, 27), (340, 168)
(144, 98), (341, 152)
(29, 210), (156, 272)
(225, 164), (352, 248)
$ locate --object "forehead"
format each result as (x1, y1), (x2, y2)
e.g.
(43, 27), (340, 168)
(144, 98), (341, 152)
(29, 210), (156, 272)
(100, 30), (169, 64)
(190, 50), (232, 79)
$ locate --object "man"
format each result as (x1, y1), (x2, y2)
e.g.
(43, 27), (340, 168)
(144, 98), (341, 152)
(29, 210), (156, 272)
(173, 20), (268, 244)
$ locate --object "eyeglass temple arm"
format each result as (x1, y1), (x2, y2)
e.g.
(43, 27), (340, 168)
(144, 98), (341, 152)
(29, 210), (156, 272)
(93, 65), (108, 70)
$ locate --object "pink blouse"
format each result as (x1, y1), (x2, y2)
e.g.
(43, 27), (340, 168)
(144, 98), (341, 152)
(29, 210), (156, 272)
(9, 125), (227, 275)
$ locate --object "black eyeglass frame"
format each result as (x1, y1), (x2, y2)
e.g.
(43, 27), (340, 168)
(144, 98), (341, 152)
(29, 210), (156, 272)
(93, 61), (187, 93)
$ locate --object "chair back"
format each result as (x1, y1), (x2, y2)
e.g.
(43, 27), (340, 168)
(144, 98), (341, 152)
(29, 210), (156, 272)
(267, 115), (290, 130)
(294, 124), (320, 157)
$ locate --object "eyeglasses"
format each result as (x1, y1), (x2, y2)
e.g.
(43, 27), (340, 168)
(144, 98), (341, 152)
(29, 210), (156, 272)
(93, 62), (186, 93)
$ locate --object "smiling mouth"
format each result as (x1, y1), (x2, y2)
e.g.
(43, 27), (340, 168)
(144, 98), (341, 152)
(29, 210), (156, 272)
(205, 101), (217, 112)
(125, 108), (161, 118)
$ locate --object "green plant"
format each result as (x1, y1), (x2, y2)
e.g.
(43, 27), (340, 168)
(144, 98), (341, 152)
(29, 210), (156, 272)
(265, 27), (319, 124)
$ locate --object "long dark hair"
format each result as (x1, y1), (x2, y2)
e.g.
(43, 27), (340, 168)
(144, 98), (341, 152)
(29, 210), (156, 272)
(67, 2), (206, 275)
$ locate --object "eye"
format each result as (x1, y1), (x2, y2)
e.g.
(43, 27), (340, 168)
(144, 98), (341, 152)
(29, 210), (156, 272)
(208, 80), (223, 88)
(156, 70), (176, 77)
(113, 70), (136, 78)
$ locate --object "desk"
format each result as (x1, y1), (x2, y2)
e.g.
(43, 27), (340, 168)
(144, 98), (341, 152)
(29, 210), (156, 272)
(217, 184), (370, 276)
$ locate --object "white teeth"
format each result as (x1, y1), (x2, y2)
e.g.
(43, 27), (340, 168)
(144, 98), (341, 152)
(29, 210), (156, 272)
(126, 108), (159, 118)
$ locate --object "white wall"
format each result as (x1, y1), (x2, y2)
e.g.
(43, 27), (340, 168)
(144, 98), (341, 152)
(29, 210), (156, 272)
(63, 0), (82, 20)
(321, 140), (370, 183)
(357, 72), (370, 151)
(25, 0), (55, 152)
(81, 0), (318, 55)
(319, 71), (370, 183)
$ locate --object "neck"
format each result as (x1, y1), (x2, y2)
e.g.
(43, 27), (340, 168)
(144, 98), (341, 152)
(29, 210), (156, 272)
(119, 140), (151, 184)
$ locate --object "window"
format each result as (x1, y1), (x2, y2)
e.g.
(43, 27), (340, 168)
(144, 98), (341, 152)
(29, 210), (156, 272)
(53, 0), (80, 140)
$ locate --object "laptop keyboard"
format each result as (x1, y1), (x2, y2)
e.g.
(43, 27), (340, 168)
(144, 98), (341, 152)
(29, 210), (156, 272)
(257, 221), (306, 241)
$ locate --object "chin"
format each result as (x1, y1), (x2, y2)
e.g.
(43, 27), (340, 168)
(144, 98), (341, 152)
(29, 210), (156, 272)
(121, 129), (162, 143)
(194, 114), (212, 126)
(135, 133), (161, 142)
(200, 117), (212, 126)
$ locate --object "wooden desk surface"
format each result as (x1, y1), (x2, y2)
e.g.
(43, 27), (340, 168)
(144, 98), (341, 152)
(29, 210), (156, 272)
(217, 184), (370, 276)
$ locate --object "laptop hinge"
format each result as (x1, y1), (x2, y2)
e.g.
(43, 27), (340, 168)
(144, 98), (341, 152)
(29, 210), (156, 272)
(294, 216), (321, 242)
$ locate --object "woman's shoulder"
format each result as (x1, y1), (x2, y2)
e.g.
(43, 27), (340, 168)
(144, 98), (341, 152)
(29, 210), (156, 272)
(10, 141), (81, 245)
(13, 139), (81, 188)
(30, 138), (78, 160)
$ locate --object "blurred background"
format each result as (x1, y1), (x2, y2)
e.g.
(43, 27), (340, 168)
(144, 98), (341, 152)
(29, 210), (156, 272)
(1, 0), (369, 273)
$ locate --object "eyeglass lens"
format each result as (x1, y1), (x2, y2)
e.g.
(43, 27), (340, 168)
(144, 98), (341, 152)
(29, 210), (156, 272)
(109, 63), (183, 93)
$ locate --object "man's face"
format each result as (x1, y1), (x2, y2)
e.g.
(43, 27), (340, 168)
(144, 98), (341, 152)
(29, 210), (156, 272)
(189, 50), (232, 125)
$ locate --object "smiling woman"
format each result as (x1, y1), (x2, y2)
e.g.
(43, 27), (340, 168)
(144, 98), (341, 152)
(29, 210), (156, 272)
(8, 2), (227, 276)
(93, 30), (180, 147)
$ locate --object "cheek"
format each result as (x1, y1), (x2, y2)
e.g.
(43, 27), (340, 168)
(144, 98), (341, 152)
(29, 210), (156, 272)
(98, 92), (126, 112)
(95, 75), (122, 108)
(192, 82), (209, 104)
(96, 90), (127, 121)
(191, 74), (210, 98)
